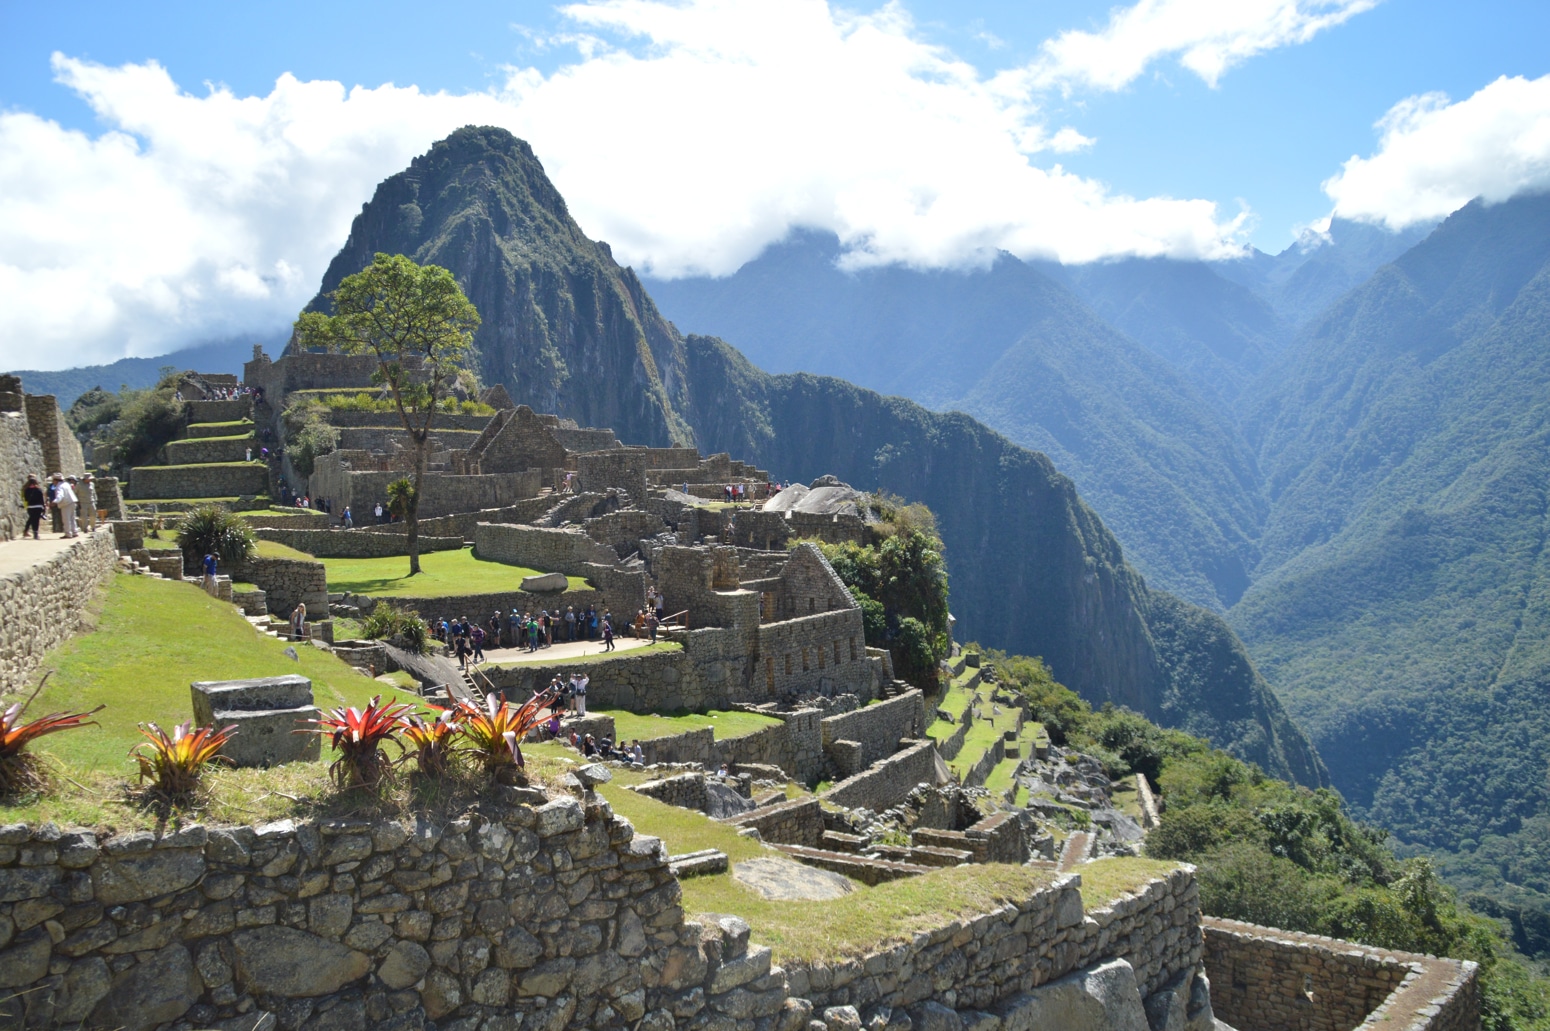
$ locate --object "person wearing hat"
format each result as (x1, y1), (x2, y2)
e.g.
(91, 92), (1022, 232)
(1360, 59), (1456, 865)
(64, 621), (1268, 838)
(21, 475), (45, 540)
(56, 475), (79, 538)
(79, 474), (97, 532)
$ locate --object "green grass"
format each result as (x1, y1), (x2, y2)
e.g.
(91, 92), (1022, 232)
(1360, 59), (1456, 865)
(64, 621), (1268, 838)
(1076, 857), (1180, 908)
(603, 708), (781, 743)
(319, 549), (591, 597)
(256, 540), (315, 561)
(170, 433), (253, 443)
(484, 641), (683, 668)
(20, 574), (384, 773)
(132, 461), (266, 471)
(983, 755), (1021, 795)
(187, 419), (253, 430)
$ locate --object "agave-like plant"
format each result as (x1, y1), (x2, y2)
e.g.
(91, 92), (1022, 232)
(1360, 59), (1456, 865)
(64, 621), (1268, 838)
(453, 689), (557, 781)
(401, 707), (459, 779)
(0, 691), (102, 794)
(131, 721), (237, 798)
(303, 696), (414, 791)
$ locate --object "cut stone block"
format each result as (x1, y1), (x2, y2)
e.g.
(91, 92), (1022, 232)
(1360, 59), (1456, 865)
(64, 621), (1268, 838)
(520, 571), (569, 592)
(213, 708), (320, 767)
(191, 675), (313, 727)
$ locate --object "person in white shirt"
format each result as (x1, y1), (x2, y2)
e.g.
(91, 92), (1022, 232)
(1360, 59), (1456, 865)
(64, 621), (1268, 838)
(57, 476), (79, 538)
(575, 673), (589, 716)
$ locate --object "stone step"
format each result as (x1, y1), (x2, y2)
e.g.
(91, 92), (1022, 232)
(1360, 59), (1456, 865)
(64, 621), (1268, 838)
(668, 850), (728, 878)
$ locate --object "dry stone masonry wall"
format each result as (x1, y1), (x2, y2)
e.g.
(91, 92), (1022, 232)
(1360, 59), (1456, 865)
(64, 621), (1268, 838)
(253, 529), (465, 559)
(0, 530), (118, 694)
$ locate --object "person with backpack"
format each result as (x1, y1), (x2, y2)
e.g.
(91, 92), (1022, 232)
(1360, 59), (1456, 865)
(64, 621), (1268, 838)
(470, 623), (486, 663)
(202, 552), (218, 595)
(602, 617), (615, 653)
(454, 631), (470, 670)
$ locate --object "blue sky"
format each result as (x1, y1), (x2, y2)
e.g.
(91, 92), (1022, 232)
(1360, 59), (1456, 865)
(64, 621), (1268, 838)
(2, 0), (1549, 367)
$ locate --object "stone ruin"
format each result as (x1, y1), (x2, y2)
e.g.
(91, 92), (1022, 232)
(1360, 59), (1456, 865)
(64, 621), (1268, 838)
(190, 675), (320, 767)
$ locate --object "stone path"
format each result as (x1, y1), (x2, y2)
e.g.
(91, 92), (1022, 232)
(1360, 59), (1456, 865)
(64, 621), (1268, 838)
(1058, 831), (1094, 872)
(0, 528), (102, 578)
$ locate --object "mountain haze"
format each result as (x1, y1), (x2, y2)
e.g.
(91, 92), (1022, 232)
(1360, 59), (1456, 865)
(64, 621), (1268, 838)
(310, 126), (1325, 787)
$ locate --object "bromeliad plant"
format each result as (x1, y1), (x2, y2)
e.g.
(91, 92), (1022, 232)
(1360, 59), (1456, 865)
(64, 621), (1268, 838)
(401, 707), (459, 779)
(305, 696), (414, 792)
(132, 721), (237, 798)
(0, 684), (102, 794)
(453, 688), (557, 782)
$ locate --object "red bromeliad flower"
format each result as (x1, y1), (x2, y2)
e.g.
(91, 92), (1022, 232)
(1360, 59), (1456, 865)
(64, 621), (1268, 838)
(453, 688), (556, 778)
(0, 695), (102, 794)
(302, 695), (414, 791)
(132, 721), (236, 797)
(401, 706), (459, 779)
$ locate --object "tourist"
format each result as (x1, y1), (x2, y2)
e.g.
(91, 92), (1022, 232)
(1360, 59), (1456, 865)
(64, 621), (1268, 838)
(342, 506), (353, 528)
(647, 609), (659, 644)
(565, 674), (579, 715)
(587, 605), (598, 639)
(527, 614), (541, 653)
(575, 672), (589, 716)
(582, 735), (597, 758)
(547, 712), (561, 739)
(291, 602), (308, 642)
(57, 476), (79, 538)
(374, 502), (384, 524)
(454, 631), (470, 670)
(202, 552), (218, 595)
(717, 764), (729, 779)
(631, 740), (644, 765)
(470, 623), (486, 663)
(602, 618), (615, 653)
(633, 609), (646, 638)
(246, 447), (252, 462)
(488, 611), (501, 648)
(565, 606), (576, 642)
(21, 475), (44, 540)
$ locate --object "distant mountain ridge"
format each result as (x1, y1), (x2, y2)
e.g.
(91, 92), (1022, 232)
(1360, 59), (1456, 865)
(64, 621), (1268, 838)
(6, 336), (265, 408)
(307, 126), (1326, 787)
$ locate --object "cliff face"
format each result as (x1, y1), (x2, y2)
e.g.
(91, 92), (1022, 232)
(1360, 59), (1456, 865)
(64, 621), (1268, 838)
(309, 127), (692, 447)
(310, 126), (1325, 786)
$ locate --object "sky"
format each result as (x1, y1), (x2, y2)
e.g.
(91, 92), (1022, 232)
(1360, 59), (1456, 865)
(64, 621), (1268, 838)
(2, 0), (1549, 370)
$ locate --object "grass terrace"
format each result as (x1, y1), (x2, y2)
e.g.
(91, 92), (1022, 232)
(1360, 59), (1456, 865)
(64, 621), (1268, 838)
(603, 708), (781, 742)
(127, 497), (273, 510)
(321, 548), (591, 597)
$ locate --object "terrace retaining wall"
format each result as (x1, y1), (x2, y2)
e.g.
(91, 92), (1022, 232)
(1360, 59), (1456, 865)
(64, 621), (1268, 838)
(0, 528), (118, 694)
(820, 740), (942, 812)
(253, 528), (464, 559)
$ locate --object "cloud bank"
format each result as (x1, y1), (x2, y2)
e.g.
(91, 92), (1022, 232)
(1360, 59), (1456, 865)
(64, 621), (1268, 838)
(0, 0), (1274, 369)
(1324, 74), (1550, 229)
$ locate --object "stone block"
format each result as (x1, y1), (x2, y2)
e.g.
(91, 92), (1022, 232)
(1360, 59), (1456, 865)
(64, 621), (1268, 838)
(213, 708), (321, 767)
(521, 571), (570, 592)
(192, 675), (314, 726)
(995, 958), (1148, 1031)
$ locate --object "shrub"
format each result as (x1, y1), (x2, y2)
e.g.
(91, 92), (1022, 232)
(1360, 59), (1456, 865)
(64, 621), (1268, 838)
(361, 603), (429, 654)
(453, 690), (557, 782)
(0, 690), (101, 794)
(386, 478), (416, 521)
(176, 505), (257, 568)
(402, 707), (459, 779)
(286, 421), (340, 479)
(131, 721), (235, 798)
(305, 696), (413, 792)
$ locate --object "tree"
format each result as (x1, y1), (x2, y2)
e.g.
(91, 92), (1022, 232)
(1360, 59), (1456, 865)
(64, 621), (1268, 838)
(294, 254), (480, 574)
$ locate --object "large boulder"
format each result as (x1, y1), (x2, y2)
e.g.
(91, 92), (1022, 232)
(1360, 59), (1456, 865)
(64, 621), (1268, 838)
(996, 957), (1150, 1031)
(521, 571), (569, 592)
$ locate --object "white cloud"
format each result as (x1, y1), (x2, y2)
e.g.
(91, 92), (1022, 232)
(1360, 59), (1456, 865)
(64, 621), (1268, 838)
(0, 0), (1253, 370)
(1026, 0), (1376, 92)
(1323, 74), (1550, 229)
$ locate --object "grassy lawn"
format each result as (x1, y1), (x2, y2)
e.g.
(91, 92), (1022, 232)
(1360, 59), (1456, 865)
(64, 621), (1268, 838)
(255, 540), (316, 561)
(1076, 857), (1180, 908)
(319, 549), (592, 597)
(187, 419), (253, 430)
(485, 640), (682, 669)
(128, 497), (273, 509)
(604, 708), (781, 742)
(20, 574), (384, 773)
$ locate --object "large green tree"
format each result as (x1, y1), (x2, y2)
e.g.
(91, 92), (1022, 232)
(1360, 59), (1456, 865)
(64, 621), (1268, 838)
(294, 253), (480, 574)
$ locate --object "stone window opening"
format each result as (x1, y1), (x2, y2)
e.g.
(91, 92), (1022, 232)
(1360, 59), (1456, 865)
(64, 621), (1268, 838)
(766, 657), (775, 691)
(849, 637), (857, 661)
(818, 647), (826, 670)
(785, 654), (793, 676)
(802, 647), (810, 672)
(833, 640), (841, 665)
(1302, 973), (1315, 1002)
(808, 597), (815, 614)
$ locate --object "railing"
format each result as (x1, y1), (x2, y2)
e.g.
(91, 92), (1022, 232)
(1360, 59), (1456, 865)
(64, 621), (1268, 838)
(659, 609), (690, 630)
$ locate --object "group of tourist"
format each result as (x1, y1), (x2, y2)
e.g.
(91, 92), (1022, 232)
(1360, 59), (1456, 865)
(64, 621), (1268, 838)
(18, 471), (97, 540)
(172, 384), (256, 402)
(430, 605), (620, 666)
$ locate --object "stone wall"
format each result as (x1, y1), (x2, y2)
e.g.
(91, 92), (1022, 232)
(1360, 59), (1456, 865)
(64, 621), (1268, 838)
(820, 740), (941, 811)
(1202, 918), (1481, 1031)
(576, 451), (647, 500)
(481, 648), (702, 712)
(23, 394), (86, 478)
(242, 512), (332, 530)
(382, 588), (602, 628)
(334, 427), (483, 454)
(786, 865), (1204, 1014)
(363, 499), (559, 539)
(820, 690), (925, 770)
(129, 464), (269, 501)
(583, 510), (667, 555)
(0, 529), (118, 693)
(0, 410), (46, 540)
(964, 734), (1008, 790)
(722, 798), (824, 848)
(307, 461), (539, 521)
(244, 349), (380, 396)
(165, 436), (252, 465)
(756, 610), (873, 701)
(473, 524), (619, 576)
(632, 709), (824, 785)
(627, 772), (709, 812)
(253, 529), (465, 559)
(236, 556), (329, 617)
(187, 398), (253, 423)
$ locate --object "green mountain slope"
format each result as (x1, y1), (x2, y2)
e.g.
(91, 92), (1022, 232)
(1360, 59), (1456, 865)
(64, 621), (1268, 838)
(311, 126), (1325, 786)
(1230, 193), (1550, 944)
(309, 126), (692, 447)
(647, 232), (1265, 611)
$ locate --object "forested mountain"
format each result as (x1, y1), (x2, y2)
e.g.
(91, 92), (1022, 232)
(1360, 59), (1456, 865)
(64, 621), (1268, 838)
(308, 126), (1326, 787)
(646, 233), (1264, 610)
(1231, 192), (1550, 950)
